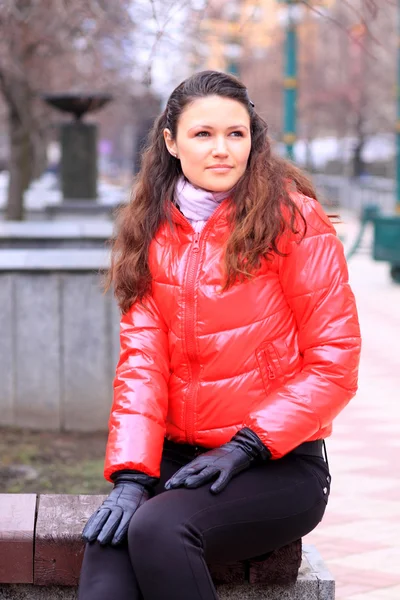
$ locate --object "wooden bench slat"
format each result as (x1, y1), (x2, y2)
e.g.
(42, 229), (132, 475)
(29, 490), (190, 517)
(34, 494), (105, 586)
(0, 494), (37, 584)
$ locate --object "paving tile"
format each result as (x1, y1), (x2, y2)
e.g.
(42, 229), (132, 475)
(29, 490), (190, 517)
(312, 520), (400, 546)
(325, 439), (368, 452)
(362, 467), (398, 479)
(327, 455), (387, 473)
(327, 475), (399, 496)
(302, 536), (390, 561)
(329, 546), (400, 577)
(329, 564), (400, 588)
(318, 512), (356, 526)
(329, 499), (400, 519)
(334, 581), (376, 598)
(367, 423), (400, 434)
(345, 586), (400, 600)
(372, 487), (400, 501)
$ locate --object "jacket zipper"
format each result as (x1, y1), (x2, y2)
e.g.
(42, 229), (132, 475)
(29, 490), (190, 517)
(174, 199), (231, 445)
(267, 363), (276, 379)
(184, 231), (201, 444)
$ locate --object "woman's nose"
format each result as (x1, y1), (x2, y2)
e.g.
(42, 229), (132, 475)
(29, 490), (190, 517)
(212, 138), (229, 156)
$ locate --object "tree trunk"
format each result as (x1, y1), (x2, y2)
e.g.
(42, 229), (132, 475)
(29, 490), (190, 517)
(352, 139), (365, 178)
(6, 108), (34, 220)
(351, 108), (367, 179)
(3, 78), (36, 221)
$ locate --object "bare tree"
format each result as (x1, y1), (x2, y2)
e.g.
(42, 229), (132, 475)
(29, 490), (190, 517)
(130, 0), (212, 93)
(0, 0), (134, 219)
(298, 0), (397, 175)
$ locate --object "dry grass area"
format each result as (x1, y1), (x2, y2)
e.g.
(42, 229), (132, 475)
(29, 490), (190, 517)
(0, 427), (111, 495)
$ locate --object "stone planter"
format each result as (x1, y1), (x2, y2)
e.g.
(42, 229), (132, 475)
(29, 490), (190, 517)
(0, 248), (118, 431)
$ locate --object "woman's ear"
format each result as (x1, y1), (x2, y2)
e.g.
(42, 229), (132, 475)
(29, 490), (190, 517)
(163, 128), (179, 159)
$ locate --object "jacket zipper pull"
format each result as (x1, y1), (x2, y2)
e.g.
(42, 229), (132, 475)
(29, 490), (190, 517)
(267, 364), (276, 379)
(193, 232), (200, 252)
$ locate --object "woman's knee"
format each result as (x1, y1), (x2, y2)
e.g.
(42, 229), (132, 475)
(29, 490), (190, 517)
(128, 495), (175, 550)
(128, 492), (200, 561)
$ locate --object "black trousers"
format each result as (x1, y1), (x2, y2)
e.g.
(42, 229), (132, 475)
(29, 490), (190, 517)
(78, 441), (330, 600)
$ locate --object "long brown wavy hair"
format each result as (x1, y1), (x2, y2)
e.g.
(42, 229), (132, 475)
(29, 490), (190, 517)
(107, 70), (319, 313)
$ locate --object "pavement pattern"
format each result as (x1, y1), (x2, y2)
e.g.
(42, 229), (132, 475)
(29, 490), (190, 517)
(303, 213), (400, 599)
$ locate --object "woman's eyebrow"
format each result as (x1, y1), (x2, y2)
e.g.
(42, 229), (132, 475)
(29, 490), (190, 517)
(188, 124), (249, 132)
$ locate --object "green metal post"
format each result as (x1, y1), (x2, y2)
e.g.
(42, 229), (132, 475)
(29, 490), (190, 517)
(283, 0), (298, 161)
(397, 0), (400, 213)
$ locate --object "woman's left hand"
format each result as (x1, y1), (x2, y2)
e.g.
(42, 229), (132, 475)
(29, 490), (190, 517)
(164, 428), (270, 494)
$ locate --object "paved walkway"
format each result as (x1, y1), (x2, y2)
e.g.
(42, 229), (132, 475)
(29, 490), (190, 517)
(304, 212), (400, 599)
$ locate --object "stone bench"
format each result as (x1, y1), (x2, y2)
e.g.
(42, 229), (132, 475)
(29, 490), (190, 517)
(0, 494), (335, 599)
(0, 221), (114, 249)
(44, 200), (123, 220)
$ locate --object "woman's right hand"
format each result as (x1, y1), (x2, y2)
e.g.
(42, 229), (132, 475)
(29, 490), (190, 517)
(82, 472), (157, 546)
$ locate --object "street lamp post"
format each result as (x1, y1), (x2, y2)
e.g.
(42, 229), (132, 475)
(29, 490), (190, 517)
(397, 0), (400, 213)
(279, 0), (300, 161)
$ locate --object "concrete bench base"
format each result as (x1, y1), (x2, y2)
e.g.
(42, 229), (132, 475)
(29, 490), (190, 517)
(0, 547), (334, 599)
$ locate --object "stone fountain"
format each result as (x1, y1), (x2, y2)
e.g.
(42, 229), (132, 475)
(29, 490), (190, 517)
(43, 93), (112, 202)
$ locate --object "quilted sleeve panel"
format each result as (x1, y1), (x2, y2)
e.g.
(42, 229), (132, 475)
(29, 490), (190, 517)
(104, 295), (169, 481)
(244, 195), (361, 457)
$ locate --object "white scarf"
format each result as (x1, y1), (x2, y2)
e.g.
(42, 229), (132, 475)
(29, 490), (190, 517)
(175, 176), (233, 232)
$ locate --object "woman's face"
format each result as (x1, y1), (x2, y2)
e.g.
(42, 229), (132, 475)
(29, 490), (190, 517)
(164, 95), (252, 192)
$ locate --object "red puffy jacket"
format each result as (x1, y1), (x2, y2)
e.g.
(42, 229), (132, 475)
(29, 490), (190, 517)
(104, 192), (361, 481)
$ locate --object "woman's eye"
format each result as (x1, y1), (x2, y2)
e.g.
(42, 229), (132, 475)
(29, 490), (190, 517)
(194, 130), (244, 138)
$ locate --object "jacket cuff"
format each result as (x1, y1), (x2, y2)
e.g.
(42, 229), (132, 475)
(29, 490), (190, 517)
(232, 427), (271, 461)
(110, 470), (159, 489)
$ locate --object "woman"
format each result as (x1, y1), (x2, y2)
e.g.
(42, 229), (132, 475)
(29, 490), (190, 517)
(78, 70), (361, 600)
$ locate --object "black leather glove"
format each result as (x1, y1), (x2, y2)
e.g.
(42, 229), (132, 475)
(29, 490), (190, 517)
(164, 428), (270, 494)
(82, 471), (158, 546)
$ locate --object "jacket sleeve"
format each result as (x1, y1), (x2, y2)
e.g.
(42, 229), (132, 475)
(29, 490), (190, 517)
(104, 295), (169, 481)
(244, 194), (361, 458)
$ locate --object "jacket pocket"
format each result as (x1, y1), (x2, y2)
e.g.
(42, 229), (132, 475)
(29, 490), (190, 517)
(256, 340), (284, 392)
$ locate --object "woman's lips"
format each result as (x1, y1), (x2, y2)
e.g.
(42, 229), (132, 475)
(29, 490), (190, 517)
(206, 165), (233, 173)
